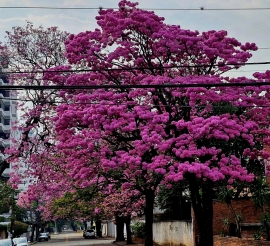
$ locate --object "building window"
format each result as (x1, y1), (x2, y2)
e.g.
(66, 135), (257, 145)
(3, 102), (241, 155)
(0, 90), (9, 97)
(4, 119), (10, 125)
(4, 106), (9, 111)
(0, 133), (9, 139)
(4, 91), (9, 97)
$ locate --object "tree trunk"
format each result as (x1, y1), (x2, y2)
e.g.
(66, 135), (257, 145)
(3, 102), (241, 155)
(47, 222), (51, 233)
(266, 224), (270, 241)
(189, 177), (213, 246)
(144, 189), (155, 246)
(10, 210), (15, 241)
(95, 220), (102, 237)
(125, 215), (133, 244)
(115, 214), (125, 241)
(30, 224), (35, 242)
(35, 224), (39, 242)
(83, 221), (87, 230)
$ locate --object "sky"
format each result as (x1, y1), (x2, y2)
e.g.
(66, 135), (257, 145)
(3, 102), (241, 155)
(0, 0), (269, 78)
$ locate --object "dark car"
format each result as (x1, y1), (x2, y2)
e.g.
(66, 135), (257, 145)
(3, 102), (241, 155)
(83, 229), (95, 239)
(38, 233), (49, 242)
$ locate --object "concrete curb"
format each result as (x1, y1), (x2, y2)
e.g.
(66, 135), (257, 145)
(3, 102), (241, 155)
(112, 241), (143, 246)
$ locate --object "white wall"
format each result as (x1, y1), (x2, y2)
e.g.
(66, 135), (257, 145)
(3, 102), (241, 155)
(103, 220), (194, 246)
(106, 221), (116, 238)
(104, 221), (127, 239)
(153, 221), (194, 246)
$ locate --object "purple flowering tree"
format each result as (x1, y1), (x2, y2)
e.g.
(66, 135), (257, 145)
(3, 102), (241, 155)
(11, 1), (270, 246)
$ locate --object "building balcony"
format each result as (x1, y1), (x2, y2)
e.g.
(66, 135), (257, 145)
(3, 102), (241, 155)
(0, 108), (10, 118)
(0, 139), (10, 148)
(2, 168), (10, 178)
(0, 123), (10, 132)
(0, 98), (10, 106)
(0, 152), (5, 162)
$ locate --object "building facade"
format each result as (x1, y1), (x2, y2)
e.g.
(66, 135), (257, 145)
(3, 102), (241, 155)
(0, 73), (17, 181)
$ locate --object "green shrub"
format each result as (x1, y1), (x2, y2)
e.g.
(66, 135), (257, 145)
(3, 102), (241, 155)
(131, 221), (145, 238)
(7, 221), (29, 237)
(253, 230), (262, 240)
(220, 218), (230, 237)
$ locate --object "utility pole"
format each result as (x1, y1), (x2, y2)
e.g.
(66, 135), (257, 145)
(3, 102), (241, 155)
(9, 194), (15, 246)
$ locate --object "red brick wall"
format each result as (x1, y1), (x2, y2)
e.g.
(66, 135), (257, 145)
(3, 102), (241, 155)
(213, 199), (267, 238)
(192, 198), (268, 244)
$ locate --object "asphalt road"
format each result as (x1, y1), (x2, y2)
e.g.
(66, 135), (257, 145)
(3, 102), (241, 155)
(33, 230), (115, 246)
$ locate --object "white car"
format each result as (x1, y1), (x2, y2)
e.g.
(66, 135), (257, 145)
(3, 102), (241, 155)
(83, 229), (95, 239)
(38, 233), (49, 242)
(0, 239), (12, 246)
(12, 237), (30, 246)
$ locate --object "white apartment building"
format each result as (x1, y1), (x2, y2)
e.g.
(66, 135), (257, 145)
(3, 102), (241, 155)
(0, 73), (17, 181)
(0, 71), (18, 221)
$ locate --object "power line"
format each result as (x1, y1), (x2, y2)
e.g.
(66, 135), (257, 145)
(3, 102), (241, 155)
(1, 81), (270, 90)
(227, 70), (267, 73)
(2, 61), (270, 75)
(6, 96), (270, 109)
(0, 6), (102, 10)
(0, 6), (270, 11)
(149, 7), (270, 11)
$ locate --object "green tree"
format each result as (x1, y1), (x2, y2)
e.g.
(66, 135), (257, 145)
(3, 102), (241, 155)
(250, 176), (270, 241)
(156, 182), (191, 220)
(0, 180), (17, 238)
(217, 186), (243, 238)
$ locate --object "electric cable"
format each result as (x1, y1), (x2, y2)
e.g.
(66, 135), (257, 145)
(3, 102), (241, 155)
(1, 61), (270, 75)
(0, 6), (270, 11)
(5, 96), (270, 109)
(0, 81), (270, 90)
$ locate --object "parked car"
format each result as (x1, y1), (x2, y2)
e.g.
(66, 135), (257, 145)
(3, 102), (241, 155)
(38, 233), (49, 242)
(12, 237), (30, 246)
(83, 229), (95, 239)
(0, 239), (12, 246)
